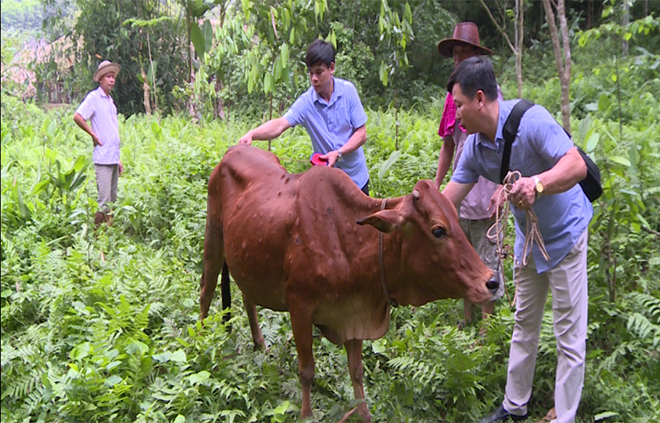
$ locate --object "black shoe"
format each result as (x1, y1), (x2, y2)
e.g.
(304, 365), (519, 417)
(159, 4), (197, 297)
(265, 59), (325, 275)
(478, 405), (527, 423)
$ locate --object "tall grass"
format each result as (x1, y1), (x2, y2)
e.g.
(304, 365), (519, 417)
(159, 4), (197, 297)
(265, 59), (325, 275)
(2, 67), (659, 423)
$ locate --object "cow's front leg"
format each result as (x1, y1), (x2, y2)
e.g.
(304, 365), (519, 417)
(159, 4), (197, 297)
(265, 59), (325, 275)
(345, 339), (372, 422)
(289, 306), (315, 419)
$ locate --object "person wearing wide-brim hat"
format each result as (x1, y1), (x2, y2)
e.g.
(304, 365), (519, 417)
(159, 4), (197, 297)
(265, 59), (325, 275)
(437, 21), (493, 60)
(93, 60), (121, 82)
(434, 21), (504, 340)
(73, 60), (123, 228)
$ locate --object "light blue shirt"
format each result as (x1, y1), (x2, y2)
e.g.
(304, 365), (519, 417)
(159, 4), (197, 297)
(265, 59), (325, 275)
(452, 99), (593, 273)
(76, 87), (121, 165)
(284, 77), (369, 189)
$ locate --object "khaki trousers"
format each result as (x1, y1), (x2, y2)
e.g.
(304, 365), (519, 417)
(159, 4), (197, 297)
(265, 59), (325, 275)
(503, 230), (589, 423)
(95, 164), (119, 212)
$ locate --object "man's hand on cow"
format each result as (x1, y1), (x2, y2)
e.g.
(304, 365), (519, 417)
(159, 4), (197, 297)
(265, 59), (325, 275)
(509, 177), (536, 210)
(238, 132), (253, 146)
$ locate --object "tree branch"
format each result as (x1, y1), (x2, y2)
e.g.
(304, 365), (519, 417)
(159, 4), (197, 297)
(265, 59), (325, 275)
(542, 0), (572, 130)
(479, 0), (516, 54)
(558, 0), (571, 77)
(641, 225), (660, 238)
(542, 0), (563, 77)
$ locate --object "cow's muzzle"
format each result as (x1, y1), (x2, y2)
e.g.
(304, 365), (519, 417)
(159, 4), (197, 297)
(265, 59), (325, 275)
(486, 279), (500, 295)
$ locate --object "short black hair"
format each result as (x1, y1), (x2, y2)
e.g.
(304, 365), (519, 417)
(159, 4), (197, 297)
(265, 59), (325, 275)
(306, 39), (335, 69)
(446, 56), (498, 101)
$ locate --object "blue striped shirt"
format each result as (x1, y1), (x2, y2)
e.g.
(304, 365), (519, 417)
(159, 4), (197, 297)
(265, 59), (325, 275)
(284, 77), (369, 189)
(452, 99), (593, 273)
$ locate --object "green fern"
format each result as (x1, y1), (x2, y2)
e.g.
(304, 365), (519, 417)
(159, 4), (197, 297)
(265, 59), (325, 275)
(627, 292), (660, 320)
(1, 365), (45, 402)
(625, 292), (660, 347)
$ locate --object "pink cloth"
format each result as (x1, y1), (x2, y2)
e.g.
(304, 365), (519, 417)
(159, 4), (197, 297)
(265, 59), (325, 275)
(438, 93), (466, 138)
(437, 88), (503, 220)
(452, 128), (499, 220)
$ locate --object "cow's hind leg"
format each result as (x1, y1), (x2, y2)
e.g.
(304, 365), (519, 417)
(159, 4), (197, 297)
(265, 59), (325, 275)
(345, 339), (372, 422)
(200, 219), (224, 321)
(289, 306), (315, 419)
(243, 295), (265, 350)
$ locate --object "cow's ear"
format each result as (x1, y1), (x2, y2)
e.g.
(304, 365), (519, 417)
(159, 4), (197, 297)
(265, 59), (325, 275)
(356, 210), (403, 233)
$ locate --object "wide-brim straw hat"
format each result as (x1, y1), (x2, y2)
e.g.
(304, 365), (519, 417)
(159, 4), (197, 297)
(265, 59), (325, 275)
(437, 22), (493, 58)
(93, 60), (121, 82)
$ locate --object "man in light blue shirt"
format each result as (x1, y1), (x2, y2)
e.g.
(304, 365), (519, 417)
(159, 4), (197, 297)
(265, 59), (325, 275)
(239, 39), (370, 194)
(442, 56), (592, 423)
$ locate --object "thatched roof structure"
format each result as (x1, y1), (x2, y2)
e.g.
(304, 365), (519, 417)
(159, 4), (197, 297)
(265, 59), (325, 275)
(1, 35), (82, 101)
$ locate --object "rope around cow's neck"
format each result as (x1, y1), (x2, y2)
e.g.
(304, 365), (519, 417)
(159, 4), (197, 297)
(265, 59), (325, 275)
(487, 170), (550, 306)
(378, 198), (399, 308)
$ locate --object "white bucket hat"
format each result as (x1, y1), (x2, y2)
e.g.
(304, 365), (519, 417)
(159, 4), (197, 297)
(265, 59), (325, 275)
(93, 60), (121, 82)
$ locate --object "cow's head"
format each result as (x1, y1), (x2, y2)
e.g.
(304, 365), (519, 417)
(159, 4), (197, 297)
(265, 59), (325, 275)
(356, 180), (497, 307)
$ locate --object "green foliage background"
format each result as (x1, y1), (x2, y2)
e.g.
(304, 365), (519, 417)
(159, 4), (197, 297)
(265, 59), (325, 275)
(3, 47), (660, 422)
(2, 1), (660, 422)
(1, 0), (44, 34)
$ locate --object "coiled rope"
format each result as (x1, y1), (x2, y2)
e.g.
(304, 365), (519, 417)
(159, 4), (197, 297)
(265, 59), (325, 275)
(487, 170), (550, 307)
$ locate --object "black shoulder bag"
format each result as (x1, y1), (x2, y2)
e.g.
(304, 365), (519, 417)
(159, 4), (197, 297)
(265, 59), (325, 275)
(499, 100), (603, 203)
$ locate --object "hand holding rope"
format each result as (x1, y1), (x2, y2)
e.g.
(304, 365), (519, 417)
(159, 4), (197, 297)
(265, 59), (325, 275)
(488, 171), (551, 307)
(488, 171), (550, 267)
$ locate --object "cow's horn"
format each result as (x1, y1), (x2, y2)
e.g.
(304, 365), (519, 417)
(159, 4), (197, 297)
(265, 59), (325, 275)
(412, 190), (420, 200)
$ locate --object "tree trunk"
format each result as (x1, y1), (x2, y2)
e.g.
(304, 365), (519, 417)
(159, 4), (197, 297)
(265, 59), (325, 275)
(542, 0), (572, 132)
(214, 4), (228, 121)
(214, 78), (225, 120)
(188, 72), (197, 123)
(268, 90), (273, 151)
(186, 3), (193, 83)
(515, 0), (524, 98)
(141, 67), (152, 115)
(622, 0), (630, 56)
(395, 86), (399, 150)
(147, 32), (158, 113)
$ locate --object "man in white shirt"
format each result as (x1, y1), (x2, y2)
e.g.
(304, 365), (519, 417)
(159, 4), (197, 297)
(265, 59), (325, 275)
(73, 60), (123, 227)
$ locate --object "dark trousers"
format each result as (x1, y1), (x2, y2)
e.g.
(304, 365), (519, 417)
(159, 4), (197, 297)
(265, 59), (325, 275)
(361, 180), (370, 196)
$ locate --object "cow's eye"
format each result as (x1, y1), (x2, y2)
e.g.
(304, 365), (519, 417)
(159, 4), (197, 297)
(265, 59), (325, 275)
(432, 227), (446, 239)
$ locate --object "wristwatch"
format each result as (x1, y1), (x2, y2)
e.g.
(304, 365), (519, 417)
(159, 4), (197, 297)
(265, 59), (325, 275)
(532, 175), (544, 197)
(336, 150), (343, 161)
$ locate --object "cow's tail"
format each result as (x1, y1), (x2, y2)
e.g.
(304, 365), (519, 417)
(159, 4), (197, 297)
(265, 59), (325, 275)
(221, 261), (231, 325)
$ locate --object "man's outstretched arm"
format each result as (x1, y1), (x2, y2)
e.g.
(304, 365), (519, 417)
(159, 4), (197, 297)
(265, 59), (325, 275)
(442, 180), (475, 210)
(238, 117), (291, 145)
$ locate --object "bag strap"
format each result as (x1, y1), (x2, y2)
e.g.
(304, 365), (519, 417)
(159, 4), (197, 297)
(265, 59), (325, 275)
(500, 99), (535, 184)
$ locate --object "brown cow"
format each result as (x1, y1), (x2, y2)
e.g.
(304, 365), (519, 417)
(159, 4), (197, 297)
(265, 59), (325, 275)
(200, 145), (498, 421)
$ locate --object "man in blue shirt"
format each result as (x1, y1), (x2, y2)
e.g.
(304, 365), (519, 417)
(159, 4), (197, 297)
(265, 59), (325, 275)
(442, 56), (592, 423)
(239, 39), (370, 195)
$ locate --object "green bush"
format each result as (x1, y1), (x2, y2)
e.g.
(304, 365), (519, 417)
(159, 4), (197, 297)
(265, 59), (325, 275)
(2, 43), (659, 421)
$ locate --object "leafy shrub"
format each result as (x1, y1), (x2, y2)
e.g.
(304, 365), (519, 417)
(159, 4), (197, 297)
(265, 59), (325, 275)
(2, 42), (659, 422)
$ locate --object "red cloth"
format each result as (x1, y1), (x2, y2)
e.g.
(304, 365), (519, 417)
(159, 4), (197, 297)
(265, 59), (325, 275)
(438, 92), (466, 138)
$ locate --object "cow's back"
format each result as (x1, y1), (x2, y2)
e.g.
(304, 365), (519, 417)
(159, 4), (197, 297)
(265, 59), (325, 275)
(211, 145), (300, 311)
